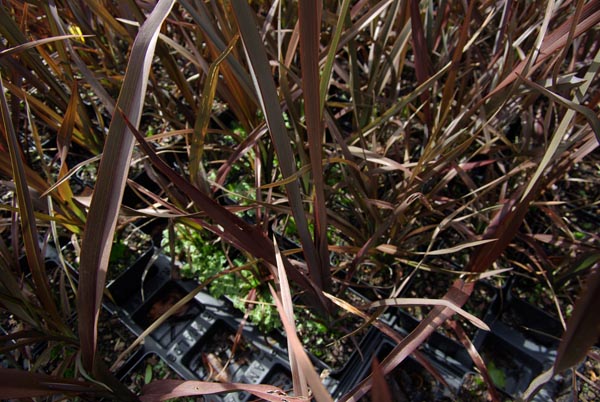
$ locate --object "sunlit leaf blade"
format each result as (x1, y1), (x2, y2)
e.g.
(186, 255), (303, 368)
(269, 285), (333, 402)
(273, 238), (308, 397)
(0, 34), (92, 58)
(190, 35), (238, 189)
(522, 367), (555, 402)
(55, 81), (80, 216)
(366, 298), (489, 331)
(319, 0), (351, 111)
(412, 238), (497, 256)
(77, 0), (176, 372)
(520, 47), (600, 202)
(41, 155), (102, 198)
(141, 379), (297, 402)
(56, 79), (77, 167)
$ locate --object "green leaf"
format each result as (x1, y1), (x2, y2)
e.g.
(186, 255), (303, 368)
(487, 360), (506, 389)
(319, 0), (352, 111)
(144, 364), (153, 385)
(190, 35), (238, 190)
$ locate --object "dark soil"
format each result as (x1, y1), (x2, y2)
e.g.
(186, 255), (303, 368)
(183, 321), (259, 383)
(556, 351), (600, 402)
(294, 300), (368, 372)
(358, 342), (454, 402)
(98, 308), (140, 372)
(457, 372), (493, 402)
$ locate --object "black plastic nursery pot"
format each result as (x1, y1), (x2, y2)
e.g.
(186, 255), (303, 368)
(104, 248), (171, 316)
(168, 285), (340, 401)
(337, 275), (545, 400)
(326, 274), (499, 398)
(393, 274), (564, 400)
(502, 282), (563, 353)
(373, 274), (565, 401)
(472, 330), (545, 398)
(336, 335), (457, 401)
(104, 250), (341, 400)
(132, 280), (205, 348)
(460, 282), (564, 400)
(392, 310), (473, 384)
(180, 319), (296, 402)
(393, 274), (503, 366)
(485, 297), (562, 367)
(400, 272), (502, 332)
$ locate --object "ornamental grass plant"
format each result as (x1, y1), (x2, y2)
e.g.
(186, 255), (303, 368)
(1, 1), (599, 400)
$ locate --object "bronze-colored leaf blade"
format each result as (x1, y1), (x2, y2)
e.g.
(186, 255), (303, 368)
(554, 267), (600, 373)
(0, 34), (92, 59)
(0, 73), (63, 328)
(0, 368), (98, 399)
(230, 1), (325, 295)
(77, 0), (176, 372)
(141, 379), (302, 402)
(298, 0), (331, 293)
(370, 357), (393, 402)
(273, 237), (308, 397)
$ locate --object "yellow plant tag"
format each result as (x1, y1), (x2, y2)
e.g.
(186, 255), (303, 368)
(67, 24), (85, 43)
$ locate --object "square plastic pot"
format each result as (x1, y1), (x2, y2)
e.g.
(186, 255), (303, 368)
(336, 336), (458, 401)
(131, 281), (205, 347)
(105, 249), (171, 316)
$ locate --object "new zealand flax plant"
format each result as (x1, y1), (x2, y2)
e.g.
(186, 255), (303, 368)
(1, 0), (600, 401)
